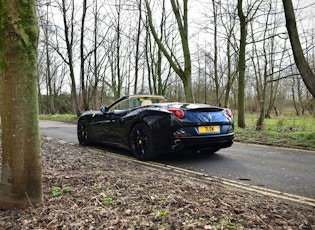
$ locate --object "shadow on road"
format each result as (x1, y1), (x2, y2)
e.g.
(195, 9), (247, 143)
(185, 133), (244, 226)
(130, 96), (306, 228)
(157, 150), (227, 165)
(93, 143), (226, 164)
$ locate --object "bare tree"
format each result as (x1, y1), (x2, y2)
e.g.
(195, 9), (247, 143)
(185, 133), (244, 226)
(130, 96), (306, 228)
(193, 0), (238, 106)
(265, 37), (288, 118)
(55, 0), (80, 116)
(237, 0), (263, 128)
(31, 0), (315, 117)
(250, 1), (273, 130)
(145, 0), (171, 95)
(221, 2), (238, 108)
(39, 1), (56, 113)
(102, 0), (125, 98)
(89, 0), (108, 109)
(145, 0), (194, 102)
(282, 0), (315, 97)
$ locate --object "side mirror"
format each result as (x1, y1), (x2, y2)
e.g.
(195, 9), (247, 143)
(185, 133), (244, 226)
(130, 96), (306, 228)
(101, 107), (108, 113)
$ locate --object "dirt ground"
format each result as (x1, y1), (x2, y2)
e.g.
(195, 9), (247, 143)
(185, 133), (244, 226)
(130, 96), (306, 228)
(0, 137), (314, 229)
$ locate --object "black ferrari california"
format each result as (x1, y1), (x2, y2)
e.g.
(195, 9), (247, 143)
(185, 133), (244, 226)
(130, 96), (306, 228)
(77, 95), (234, 160)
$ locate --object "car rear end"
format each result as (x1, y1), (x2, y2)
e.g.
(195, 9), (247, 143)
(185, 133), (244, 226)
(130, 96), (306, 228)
(167, 104), (234, 152)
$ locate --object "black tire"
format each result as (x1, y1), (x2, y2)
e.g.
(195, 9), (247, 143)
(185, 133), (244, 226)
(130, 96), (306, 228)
(77, 119), (92, 146)
(129, 123), (156, 161)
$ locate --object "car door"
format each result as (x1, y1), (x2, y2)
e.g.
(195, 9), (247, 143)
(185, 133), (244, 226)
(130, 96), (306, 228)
(96, 97), (141, 145)
(90, 110), (125, 144)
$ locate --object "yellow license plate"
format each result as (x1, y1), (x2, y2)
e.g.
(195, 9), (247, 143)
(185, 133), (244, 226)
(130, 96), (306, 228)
(198, 126), (220, 133)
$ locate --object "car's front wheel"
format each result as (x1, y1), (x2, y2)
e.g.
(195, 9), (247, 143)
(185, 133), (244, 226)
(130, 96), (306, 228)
(129, 123), (156, 161)
(77, 119), (92, 146)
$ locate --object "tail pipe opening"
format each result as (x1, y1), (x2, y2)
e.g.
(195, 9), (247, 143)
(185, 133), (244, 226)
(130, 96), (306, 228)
(172, 139), (182, 151)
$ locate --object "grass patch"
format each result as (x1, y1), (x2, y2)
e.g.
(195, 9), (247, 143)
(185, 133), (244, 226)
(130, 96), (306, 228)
(234, 113), (315, 150)
(39, 114), (78, 123)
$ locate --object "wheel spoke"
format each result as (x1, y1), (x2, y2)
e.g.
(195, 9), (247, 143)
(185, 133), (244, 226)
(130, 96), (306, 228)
(134, 128), (146, 155)
(130, 123), (155, 161)
(134, 128), (147, 155)
(77, 120), (90, 145)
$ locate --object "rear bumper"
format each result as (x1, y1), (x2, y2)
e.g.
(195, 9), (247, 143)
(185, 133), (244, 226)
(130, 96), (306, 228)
(170, 133), (234, 151)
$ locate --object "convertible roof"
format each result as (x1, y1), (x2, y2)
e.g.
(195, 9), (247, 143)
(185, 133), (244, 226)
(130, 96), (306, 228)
(107, 94), (168, 108)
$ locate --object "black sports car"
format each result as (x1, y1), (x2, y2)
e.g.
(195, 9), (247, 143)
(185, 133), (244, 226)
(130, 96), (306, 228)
(77, 95), (234, 160)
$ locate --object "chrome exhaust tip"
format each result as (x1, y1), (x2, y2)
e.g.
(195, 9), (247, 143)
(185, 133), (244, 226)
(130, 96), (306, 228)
(172, 139), (182, 150)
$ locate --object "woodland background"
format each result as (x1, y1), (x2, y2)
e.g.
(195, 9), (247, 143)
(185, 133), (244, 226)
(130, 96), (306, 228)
(36, 0), (315, 120)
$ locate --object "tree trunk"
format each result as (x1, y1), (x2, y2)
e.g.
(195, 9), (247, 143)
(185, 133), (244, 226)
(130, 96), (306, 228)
(282, 0), (315, 97)
(256, 67), (267, 130)
(237, 0), (246, 128)
(91, 0), (100, 110)
(297, 78), (305, 115)
(0, 0), (43, 209)
(212, 0), (220, 105)
(80, 0), (89, 111)
(133, 0), (142, 94)
(115, 1), (122, 98)
(171, 0), (193, 102)
(291, 78), (300, 116)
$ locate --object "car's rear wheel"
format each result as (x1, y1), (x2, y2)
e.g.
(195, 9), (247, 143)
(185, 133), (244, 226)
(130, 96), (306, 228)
(77, 119), (91, 146)
(129, 123), (156, 161)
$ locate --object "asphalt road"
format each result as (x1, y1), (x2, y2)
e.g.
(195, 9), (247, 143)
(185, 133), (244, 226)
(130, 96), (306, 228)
(39, 120), (315, 199)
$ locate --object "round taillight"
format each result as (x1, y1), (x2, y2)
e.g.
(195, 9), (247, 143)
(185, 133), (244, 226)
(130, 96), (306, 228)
(169, 108), (185, 119)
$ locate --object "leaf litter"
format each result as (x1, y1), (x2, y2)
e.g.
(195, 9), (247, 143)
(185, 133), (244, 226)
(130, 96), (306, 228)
(0, 137), (314, 229)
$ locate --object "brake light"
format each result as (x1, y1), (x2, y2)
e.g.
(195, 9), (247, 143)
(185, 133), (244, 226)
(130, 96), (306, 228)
(225, 109), (233, 118)
(169, 108), (185, 119)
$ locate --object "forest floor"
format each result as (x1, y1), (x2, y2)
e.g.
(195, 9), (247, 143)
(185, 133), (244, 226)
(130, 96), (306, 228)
(0, 137), (314, 229)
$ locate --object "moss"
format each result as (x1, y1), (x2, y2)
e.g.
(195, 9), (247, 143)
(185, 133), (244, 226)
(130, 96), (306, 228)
(0, 0), (8, 69)
(18, 0), (39, 61)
